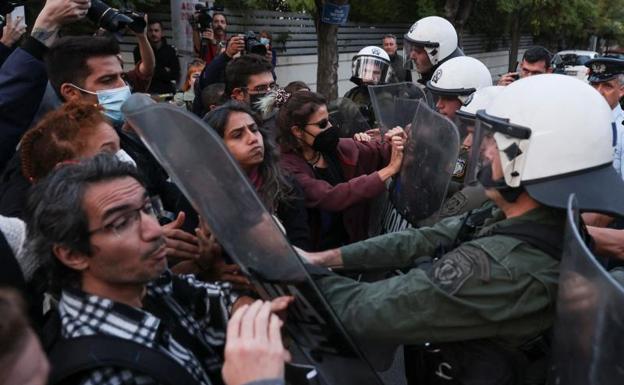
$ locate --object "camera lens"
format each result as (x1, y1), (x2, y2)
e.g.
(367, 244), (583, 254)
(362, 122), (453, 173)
(87, 0), (134, 33)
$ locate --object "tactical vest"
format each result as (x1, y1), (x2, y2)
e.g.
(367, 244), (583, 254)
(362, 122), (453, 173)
(406, 205), (563, 385)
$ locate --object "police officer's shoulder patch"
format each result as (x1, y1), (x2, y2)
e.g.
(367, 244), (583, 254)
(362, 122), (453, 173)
(428, 244), (491, 295)
(440, 190), (468, 217)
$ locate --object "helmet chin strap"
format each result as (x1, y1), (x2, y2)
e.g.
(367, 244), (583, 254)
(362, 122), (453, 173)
(477, 165), (524, 203)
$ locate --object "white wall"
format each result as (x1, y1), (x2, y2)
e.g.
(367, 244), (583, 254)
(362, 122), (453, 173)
(274, 49), (528, 96)
(274, 52), (358, 96)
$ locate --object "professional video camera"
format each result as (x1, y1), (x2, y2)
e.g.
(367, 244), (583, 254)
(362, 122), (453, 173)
(0, 0), (23, 29)
(87, 0), (146, 33)
(243, 31), (267, 56)
(190, 3), (224, 32)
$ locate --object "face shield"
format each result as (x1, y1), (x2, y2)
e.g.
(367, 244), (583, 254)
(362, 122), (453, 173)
(352, 56), (391, 85)
(464, 110), (532, 188)
(451, 111), (477, 183)
(403, 39), (438, 70)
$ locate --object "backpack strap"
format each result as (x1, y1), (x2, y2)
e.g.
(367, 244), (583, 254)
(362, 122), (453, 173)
(48, 335), (200, 385)
(43, 311), (199, 385)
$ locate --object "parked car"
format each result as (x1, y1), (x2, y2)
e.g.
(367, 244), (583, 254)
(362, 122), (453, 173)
(552, 50), (599, 81)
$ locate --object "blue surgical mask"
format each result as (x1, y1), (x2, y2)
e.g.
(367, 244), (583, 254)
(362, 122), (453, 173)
(70, 84), (131, 125)
(260, 37), (270, 46)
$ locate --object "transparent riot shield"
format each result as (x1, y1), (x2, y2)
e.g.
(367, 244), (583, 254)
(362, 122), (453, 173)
(550, 195), (624, 385)
(327, 97), (371, 138)
(122, 94), (390, 385)
(391, 101), (459, 225)
(368, 82), (426, 135)
(373, 100), (459, 234)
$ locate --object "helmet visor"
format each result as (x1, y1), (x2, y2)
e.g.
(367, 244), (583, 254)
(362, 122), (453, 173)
(352, 56), (390, 85)
(451, 111), (477, 183)
(403, 38), (438, 69)
(465, 110), (532, 186)
(464, 118), (496, 186)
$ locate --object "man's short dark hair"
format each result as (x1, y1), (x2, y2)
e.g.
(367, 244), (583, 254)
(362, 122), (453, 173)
(224, 54), (273, 97)
(212, 12), (227, 24)
(46, 36), (120, 100)
(201, 82), (226, 112)
(147, 18), (163, 28)
(522, 46), (552, 68)
(383, 34), (397, 41)
(24, 153), (145, 292)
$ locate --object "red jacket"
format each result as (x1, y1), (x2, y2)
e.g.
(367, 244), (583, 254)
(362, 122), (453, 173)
(280, 138), (391, 247)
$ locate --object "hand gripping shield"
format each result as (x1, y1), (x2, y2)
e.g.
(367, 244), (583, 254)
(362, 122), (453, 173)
(550, 195), (624, 385)
(371, 99), (460, 235)
(122, 94), (391, 385)
(389, 100), (460, 225)
(368, 82), (427, 135)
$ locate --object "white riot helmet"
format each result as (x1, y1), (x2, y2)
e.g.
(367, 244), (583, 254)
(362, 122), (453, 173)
(457, 85), (505, 119)
(351, 46), (392, 86)
(404, 16), (458, 67)
(426, 56), (493, 105)
(467, 74), (624, 215)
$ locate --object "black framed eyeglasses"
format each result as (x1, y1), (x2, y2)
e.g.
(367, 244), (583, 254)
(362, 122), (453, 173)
(243, 82), (279, 94)
(88, 200), (158, 238)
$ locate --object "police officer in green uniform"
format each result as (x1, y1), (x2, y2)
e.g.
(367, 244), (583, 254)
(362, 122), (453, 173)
(301, 74), (624, 385)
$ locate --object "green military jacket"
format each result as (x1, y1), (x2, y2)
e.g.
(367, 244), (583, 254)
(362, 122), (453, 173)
(316, 205), (565, 348)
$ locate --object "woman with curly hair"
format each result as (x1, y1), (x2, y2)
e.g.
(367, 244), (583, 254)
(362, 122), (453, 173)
(0, 101), (127, 219)
(203, 101), (311, 249)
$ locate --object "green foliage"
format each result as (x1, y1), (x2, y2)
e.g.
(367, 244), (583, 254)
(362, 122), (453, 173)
(218, 0), (439, 22)
(348, 0), (440, 23)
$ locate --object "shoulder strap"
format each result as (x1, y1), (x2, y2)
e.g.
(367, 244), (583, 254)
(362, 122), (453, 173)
(48, 335), (200, 385)
(491, 223), (564, 260)
(43, 309), (199, 385)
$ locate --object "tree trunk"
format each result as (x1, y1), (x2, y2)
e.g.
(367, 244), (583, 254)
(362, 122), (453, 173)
(508, 11), (521, 72)
(455, 0), (473, 43)
(314, 0), (347, 100)
(444, 0), (473, 46)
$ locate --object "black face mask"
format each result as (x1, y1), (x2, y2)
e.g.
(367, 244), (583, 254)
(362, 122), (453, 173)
(312, 126), (340, 153)
(477, 165), (524, 203)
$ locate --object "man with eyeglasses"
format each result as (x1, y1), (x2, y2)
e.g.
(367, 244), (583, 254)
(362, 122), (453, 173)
(26, 153), (290, 385)
(224, 54), (276, 111)
(193, 53), (274, 118)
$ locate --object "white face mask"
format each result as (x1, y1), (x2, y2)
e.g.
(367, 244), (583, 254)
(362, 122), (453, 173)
(115, 149), (137, 167)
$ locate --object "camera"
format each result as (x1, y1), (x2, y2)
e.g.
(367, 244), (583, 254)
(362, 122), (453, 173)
(190, 3), (223, 32)
(87, 0), (146, 33)
(0, 0), (23, 29)
(243, 31), (267, 56)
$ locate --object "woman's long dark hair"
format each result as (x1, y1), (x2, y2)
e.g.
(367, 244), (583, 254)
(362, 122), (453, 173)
(276, 91), (327, 155)
(203, 101), (292, 212)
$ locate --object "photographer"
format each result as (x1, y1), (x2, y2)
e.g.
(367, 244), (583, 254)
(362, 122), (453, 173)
(193, 32), (274, 115)
(122, 13), (154, 93)
(133, 18), (180, 94)
(192, 10), (227, 65)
